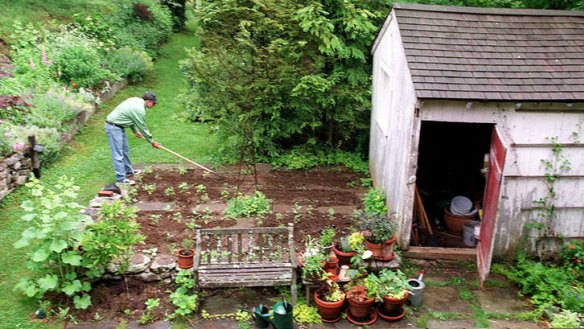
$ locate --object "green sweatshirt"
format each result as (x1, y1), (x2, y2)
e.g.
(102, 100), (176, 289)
(106, 97), (154, 143)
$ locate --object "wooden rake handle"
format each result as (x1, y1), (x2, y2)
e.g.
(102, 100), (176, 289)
(157, 145), (217, 175)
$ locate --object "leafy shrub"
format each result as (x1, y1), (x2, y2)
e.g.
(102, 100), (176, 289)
(106, 47), (153, 82)
(224, 191), (272, 218)
(50, 30), (117, 88)
(561, 240), (584, 280)
(272, 144), (368, 173)
(550, 310), (582, 328)
(81, 200), (144, 278)
(72, 13), (118, 53)
(10, 125), (62, 164)
(497, 253), (579, 315)
(13, 176), (94, 309)
(363, 187), (387, 215)
(113, 0), (173, 56)
(6, 47), (57, 93)
(27, 88), (93, 131)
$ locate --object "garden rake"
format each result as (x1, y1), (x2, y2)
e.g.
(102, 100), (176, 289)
(157, 144), (218, 175)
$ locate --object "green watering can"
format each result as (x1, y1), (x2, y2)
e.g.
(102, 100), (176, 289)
(252, 301), (294, 329)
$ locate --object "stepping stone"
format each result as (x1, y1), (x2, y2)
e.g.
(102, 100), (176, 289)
(476, 287), (526, 314)
(426, 320), (476, 329)
(423, 286), (472, 314)
(488, 319), (538, 329)
(192, 201), (226, 213)
(315, 205), (354, 215)
(136, 201), (174, 212)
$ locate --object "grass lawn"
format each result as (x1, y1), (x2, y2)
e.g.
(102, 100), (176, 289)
(0, 21), (213, 328)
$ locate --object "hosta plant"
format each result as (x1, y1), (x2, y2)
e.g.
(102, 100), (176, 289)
(13, 176), (94, 309)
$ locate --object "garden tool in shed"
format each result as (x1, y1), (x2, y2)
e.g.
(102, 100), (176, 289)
(157, 144), (218, 175)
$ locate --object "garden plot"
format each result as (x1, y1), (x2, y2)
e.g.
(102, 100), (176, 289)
(133, 164), (367, 251)
(78, 164), (367, 322)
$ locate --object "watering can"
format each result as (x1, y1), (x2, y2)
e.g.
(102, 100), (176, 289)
(407, 271), (426, 307)
(252, 302), (294, 329)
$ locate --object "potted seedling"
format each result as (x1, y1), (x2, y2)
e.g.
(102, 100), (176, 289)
(344, 276), (378, 325)
(177, 238), (195, 269)
(357, 212), (397, 261)
(332, 232), (364, 266)
(301, 252), (326, 282)
(314, 278), (346, 323)
(319, 227), (336, 253)
(369, 268), (411, 321)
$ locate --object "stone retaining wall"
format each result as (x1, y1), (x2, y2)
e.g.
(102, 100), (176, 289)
(0, 79), (127, 202)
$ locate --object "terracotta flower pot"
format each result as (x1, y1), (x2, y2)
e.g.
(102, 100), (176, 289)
(377, 306), (406, 322)
(364, 236), (396, 261)
(443, 208), (476, 234)
(382, 294), (408, 313)
(314, 292), (345, 323)
(347, 296), (376, 319)
(324, 257), (339, 280)
(332, 244), (357, 266)
(177, 248), (194, 269)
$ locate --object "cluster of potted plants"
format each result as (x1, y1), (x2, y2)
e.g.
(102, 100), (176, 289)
(311, 267), (411, 324)
(299, 210), (411, 324)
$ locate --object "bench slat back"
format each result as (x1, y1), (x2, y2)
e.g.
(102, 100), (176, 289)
(195, 225), (295, 266)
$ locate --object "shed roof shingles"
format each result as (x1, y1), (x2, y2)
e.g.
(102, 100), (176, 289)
(392, 4), (584, 101)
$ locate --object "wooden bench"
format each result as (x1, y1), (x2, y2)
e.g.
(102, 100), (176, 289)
(193, 224), (297, 304)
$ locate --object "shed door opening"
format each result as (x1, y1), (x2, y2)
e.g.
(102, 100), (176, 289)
(412, 121), (493, 248)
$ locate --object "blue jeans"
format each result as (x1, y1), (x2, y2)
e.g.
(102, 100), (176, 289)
(105, 123), (134, 182)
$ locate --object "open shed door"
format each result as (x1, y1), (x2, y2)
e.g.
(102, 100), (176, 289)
(478, 126), (507, 286)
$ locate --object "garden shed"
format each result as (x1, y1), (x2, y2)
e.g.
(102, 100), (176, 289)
(369, 3), (584, 281)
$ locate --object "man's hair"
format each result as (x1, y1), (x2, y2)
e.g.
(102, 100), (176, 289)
(143, 91), (157, 104)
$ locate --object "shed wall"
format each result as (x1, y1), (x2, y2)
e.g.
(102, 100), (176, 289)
(370, 12), (418, 247)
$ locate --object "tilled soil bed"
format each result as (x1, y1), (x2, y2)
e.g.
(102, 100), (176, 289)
(75, 164), (367, 322)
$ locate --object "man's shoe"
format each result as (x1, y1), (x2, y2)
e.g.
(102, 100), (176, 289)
(117, 178), (135, 185)
(126, 169), (142, 176)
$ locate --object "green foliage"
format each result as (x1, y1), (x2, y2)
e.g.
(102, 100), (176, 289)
(272, 145), (369, 173)
(112, 0), (174, 56)
(356, 212), (396, 244)
(10, 125), (62, 164)
(170, 269), (198, 318)
(13, 176), (93, 309)
(81, 200), (144, 277)
(550, 309), (583, 328)
(106, 47), (153, 82)
(319, 227), (336, 247)
(52, 34), (116, 88)
(497, 253), (579, 315)
(561, 240), (584, 280)
(362, 187), (388, 215)
(180, 0), (391, 160)
(292, 303), (322, 324)
(302, 252), (326, 281)
(224, 191), (272, 218)
(139, 297), (160, 324)
(366, 268), (410, 301)
(27, 88), (93, 131)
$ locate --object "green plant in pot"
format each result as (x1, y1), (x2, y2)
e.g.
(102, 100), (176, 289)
(344, 278), (377, 325)
(369, 268), (411, 321)
(302, 252), (326, 282)
(357, 212), (397, 261)
(177, 238), (195, 269)
(333, 232), (364, 266)
(314, 278), (346, 323)
(319, 227), (336, 252)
